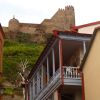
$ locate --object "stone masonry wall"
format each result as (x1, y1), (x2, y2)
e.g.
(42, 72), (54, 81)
(3, 6), (75, 42)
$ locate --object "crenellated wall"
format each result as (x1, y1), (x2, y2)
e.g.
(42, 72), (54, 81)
(19, 23), (39, 34)
(3, 6), (75, 41)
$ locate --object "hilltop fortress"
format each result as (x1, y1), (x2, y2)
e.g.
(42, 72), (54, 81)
(3, 6), (75, 42)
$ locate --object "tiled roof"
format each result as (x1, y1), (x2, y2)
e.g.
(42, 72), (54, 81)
(72, 21), (100, 29)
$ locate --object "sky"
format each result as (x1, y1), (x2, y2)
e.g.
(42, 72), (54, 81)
(0, 0), (100, 26)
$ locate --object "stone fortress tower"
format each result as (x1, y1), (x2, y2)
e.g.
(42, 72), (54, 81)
(3, 6), (75, 41)
(41, 5), (75, 33)
(9, 16), (20, 32)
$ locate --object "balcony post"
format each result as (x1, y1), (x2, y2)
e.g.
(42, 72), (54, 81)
(31, 81), (34, 100)
(37, 72), (39, 93)
(52, 48), (55, 76)
(59, 40), (62, 68)
(29, 82), (32, 100)
(47, 57), (49, 82)
(54, 90), (59, 100)
(32, 78), (35, 99)
(83, 41), (86, 55)
(41, 65), (44, 89)
(34, 75), (37, 95)
(59, 40), (63, 84)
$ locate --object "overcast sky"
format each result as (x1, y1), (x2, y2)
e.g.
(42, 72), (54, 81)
(0, 0), (100, 26)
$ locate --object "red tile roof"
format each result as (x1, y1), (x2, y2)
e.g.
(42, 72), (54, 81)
(72, 21), (100, 30)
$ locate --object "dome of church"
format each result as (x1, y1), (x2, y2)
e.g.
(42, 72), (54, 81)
(9, 17), (19, 23)
(9, 17), (19, 32)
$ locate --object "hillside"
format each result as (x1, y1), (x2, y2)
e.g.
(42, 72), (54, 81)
(3, 39), (45, 84)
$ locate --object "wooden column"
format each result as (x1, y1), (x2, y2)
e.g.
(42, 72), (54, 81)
(29, 82), (32, 100)
(37, 72), (40, 93)
(34, 75), (37, 96)
(47, 57), (49, 82)
(27, 83), (30, 100)
(83, 41), (86, 55)
(32, 78), (35, 100)
(82, 73), (85, 100)
(31, 82), (33, 100)
(59, 40), (63, 84)
(59, 40), (63, 68)
(0, 95), (2, 100)
(54, 90), (59, 100)
(41, 65), (44, 89)
(52, 48), (55, 76)
(25, 83), (28, 100)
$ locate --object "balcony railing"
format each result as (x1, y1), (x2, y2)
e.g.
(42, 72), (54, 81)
(63, 66), (82, 86)
(35, 68), (61, 100)
(63, 66), (81, 79)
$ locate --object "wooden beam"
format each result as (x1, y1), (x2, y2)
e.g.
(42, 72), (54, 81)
(32, 78), (35, 99)
(29, 82), (32, 100)
(59, 40), (63, 85)
(47, 57), (49, 82)
(41, 65), (44, 89)
(37, 72), (40, 93)
(59, 35), (91, 41)
(52, 48), (55, 76)
(83, 41), (86, 55)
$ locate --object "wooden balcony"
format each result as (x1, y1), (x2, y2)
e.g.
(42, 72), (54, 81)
(34, 66), (82, 100)
(63, 66), (82, 86)
(27, 33), (92, 100)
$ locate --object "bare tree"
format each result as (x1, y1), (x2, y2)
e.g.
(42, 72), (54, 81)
(17, 59), (29, 100)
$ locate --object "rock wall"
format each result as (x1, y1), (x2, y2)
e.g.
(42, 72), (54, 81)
(3, 95), (23, 100)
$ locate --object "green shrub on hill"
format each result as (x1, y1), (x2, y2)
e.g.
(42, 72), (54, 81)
(3, 39), (45, 83)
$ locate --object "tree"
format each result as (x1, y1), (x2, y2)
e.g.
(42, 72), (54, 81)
(17, 59), (29, 100)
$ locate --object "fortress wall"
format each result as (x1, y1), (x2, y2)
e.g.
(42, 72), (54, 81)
(3, 5), (75, 36)
(19, 23), (40, 34)
(20, 23), (39, 28)
(51, 9), (67, 30)
(41, 19), (55, 33)
(3, 27), (9, 33)
(41, 19), (51, 25)
(19, 26), (37, 34)
(52, 9), (65, 22)
(41, 19), (53, 27)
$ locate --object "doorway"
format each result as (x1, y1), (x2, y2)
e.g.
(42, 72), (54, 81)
(61, 94), (74, 100)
